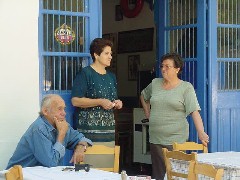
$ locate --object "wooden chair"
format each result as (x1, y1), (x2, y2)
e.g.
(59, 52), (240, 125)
(188, 161), (224, 180)
(5, 165), (23, 180)
(173, 142), (208, 153)
(83, 145), (120, 173)
(162, 148), (197, 180)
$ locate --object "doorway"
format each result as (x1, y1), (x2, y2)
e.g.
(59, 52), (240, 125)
(102, 0), (155, 174)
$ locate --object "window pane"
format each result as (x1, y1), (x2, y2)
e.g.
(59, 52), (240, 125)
(169, 28), (197, 58)
(43, 0), (88, 12)
(218, 61), (240, 90)
(218, 27), (240, 58)
(218, 0), (240, 24)
(169, 0), (197, 26)
(43, 14), (87, 52)
(43, 56), (88, 91)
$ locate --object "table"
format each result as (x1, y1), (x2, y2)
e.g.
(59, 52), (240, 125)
(168, 152), (240, 180)
(0, 166), (121, 180)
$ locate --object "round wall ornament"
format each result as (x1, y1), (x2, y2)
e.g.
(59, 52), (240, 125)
(120, 0), (144, 18)
(54, 23), (75, 45)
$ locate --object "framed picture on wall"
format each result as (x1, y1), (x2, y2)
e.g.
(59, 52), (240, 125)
(115, 5), (123, 21)
(128, 55), (140, 81)
(118, 28), (154, 53)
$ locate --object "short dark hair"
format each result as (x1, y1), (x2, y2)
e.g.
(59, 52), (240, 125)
(90, 38), (113, 62)
(160, 52), (184, 75)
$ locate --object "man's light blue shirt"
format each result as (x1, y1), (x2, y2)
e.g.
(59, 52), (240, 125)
(6, 116), (92, 169)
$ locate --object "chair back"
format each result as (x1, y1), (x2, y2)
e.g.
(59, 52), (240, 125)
(5, 165), (23, 180)
(162, 148), (197, 180)
(83, 145), (120, 173)
(188, 161), (224, 180)
(173, 142), (208, 153)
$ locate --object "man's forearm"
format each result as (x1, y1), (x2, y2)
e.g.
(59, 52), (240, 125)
(57, 132), (66, 144)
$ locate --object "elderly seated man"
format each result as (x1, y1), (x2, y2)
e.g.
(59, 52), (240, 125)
(6, 94), (92, 169)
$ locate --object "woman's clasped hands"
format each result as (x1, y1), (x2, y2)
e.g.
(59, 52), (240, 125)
(101, 99), (123, 110)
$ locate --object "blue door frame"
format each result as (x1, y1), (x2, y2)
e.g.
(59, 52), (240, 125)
(39, 0), (102, 165)
(156, 0), (240, 152)
(155, 0), (208, 147)
(208, 0), (240, 152)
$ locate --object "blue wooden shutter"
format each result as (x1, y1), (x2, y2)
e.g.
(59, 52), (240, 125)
(209, 0), (240, 152)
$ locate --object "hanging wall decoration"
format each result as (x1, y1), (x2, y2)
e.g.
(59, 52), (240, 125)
(128, 55), (140, 81)
(120, 0), (144, 18)
(55, 23), (75, 45)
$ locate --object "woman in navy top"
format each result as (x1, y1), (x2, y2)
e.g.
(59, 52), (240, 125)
(71, 38), (123, 143)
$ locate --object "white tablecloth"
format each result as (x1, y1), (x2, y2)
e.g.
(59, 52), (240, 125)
(0, 166), (121, 180)
(198, 152), (240, 180)
(167, 151), (240, 180)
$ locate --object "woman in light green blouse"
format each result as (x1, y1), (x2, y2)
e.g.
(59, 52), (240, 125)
(140, 53), (209, 180)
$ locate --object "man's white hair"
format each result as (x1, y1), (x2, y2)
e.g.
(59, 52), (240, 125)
(39, 94), (62, 116)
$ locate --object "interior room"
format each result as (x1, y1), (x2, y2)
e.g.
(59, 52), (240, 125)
(102, 0), (155, 175)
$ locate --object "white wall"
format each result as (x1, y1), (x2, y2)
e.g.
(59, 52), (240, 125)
(0, 0), (39, 170)
(102, 0), (156, 97)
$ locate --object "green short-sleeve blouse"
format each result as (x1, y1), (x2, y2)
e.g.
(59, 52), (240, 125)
(141, 78), (200, 145)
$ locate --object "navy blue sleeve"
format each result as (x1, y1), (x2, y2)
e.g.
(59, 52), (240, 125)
(72, 70), (87, 98)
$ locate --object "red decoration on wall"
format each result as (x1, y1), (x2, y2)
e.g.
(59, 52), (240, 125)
(55, 24), (75, 45)
(120, 0), (144, 18)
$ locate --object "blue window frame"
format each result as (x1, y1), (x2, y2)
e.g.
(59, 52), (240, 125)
(39, 0), (102, 165)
